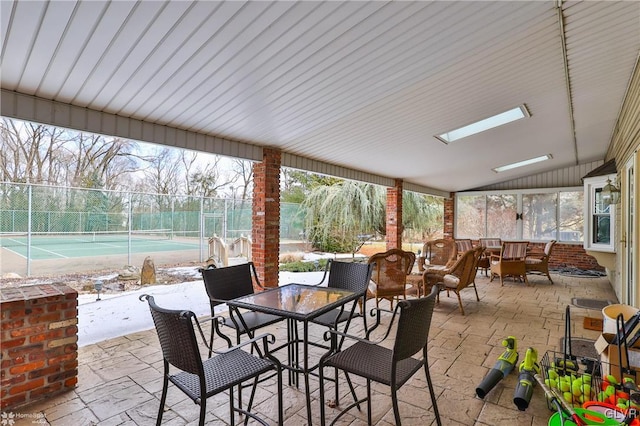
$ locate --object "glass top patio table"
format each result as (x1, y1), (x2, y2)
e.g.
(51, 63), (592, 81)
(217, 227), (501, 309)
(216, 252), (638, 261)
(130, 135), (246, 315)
(228, 283), (361, 320)
(228, 283), (362, 425)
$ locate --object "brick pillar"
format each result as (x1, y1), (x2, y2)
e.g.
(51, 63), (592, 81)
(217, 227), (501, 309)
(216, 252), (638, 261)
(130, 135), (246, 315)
(386, 179), (403, 250)
(1, 284), (78, 411)
(252, 148), (281, 288)
(444, 193), (454, 239)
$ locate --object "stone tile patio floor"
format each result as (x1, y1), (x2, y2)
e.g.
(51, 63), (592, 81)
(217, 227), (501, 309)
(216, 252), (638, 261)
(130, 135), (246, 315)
(12, 272), (615, 425)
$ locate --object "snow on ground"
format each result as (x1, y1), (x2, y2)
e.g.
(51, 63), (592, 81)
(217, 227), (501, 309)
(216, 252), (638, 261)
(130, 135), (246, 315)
(78, 270), (327, 347)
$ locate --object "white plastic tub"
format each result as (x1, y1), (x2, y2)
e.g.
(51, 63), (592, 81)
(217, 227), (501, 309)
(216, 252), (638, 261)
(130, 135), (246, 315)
(602, 304), (640, 334)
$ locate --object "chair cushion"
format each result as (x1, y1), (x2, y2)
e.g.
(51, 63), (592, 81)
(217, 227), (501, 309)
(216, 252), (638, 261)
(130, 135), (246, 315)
(425, 265), (447, 273)
(442, 274), (460, 290)
(525, 258), (543, 265)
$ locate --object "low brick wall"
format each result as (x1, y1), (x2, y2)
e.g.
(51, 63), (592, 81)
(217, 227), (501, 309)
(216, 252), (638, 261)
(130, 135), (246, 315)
(527, 242), (604, 271)
(1, 284), (78, 411)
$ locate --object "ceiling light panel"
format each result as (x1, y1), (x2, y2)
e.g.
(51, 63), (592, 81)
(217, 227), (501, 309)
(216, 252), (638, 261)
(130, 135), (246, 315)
(435, 105), (530, 144)
(492, 154), (552, 173)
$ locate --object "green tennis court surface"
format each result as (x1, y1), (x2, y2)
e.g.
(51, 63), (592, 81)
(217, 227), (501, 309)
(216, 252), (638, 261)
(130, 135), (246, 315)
(0, 234), (199, 260)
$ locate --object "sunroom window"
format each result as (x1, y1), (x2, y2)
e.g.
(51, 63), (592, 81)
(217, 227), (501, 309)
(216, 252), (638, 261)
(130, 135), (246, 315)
(455, 188), (583, 242)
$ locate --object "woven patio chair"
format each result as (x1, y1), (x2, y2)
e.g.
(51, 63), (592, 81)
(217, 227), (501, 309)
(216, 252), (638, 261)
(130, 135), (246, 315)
(439, 246), (483, 315)
(420, 239), (458, 295)
(140, 294), (283, 426)
(490, 241), (529, 286)
(309, 260), (373, 328)
(318, 285), (442, 426)
(200, 263), (284, 351)
(418, 239), (457, 274)
(525, 240), (556, 284)
(455, 238), (474, 256)
(366, 249), (416, 309)
(477, 238), (502, 276)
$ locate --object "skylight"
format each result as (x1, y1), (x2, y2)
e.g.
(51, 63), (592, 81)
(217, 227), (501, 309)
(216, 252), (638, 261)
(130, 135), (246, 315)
(492, 154), (552, 173)
(435, 105), (530, 144)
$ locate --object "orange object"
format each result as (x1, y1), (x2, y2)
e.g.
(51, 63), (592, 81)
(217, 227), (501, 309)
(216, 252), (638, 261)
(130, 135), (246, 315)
(601, 381), (610, 391)
(617, 390), (630, 400)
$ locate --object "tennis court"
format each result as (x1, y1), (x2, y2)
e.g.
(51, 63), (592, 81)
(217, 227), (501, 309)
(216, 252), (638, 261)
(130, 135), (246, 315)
(0, 231), (200, 260)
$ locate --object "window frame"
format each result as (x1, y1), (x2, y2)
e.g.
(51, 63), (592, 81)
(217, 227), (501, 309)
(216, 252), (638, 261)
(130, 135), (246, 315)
(583, 175), (616, 253)
(454, 186), (584, 243)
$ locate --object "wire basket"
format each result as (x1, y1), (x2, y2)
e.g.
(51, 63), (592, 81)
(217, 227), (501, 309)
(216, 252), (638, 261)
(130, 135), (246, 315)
(541, 350), (603, 409)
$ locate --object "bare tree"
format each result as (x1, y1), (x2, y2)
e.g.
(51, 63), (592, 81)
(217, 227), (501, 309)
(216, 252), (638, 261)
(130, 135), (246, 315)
(141, 147), (183, 195)
(231, 159), (253, 200)
(188, 154), (235, 198)
(0, 119), (66, 184)
(69, 133), (141, 189)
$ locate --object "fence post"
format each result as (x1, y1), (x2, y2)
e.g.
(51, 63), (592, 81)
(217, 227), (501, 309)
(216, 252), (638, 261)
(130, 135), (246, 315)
(199, 196), (204, 262)
(27, 184), (32, 277)
(128, 193), (132, 265)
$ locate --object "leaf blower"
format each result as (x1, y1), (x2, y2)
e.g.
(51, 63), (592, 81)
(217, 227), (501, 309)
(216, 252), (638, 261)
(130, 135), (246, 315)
(476, 336), (518, 398)
(513, 347), (540, 411)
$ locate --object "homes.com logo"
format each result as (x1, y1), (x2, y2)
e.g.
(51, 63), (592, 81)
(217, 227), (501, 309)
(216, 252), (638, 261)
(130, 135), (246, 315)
(1, 411), (47, 425)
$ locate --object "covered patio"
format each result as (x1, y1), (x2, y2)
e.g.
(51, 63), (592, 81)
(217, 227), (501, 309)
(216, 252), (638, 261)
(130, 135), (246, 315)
(1, 1), (639, 423)
(16, 273), (614, 425)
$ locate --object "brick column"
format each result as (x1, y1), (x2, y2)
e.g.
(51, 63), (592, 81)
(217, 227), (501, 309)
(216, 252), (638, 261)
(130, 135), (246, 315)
(386, 179), (403, 250)
(444, 193), (454, 239)
(1, 284), (78, 411)
(252, 148), (281, 288)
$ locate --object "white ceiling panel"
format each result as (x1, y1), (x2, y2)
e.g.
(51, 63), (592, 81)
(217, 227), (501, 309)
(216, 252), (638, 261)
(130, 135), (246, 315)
(1, 0), (638, 193)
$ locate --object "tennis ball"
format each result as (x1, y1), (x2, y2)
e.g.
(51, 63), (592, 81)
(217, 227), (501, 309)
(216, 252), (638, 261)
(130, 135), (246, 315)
(597, 391), (607, 402)
(559, 381), (571, 392)
(581, 384), (591, 396)
(563, 392), (573, 403)
(606, 374), (619, 385)
(548, 370), (559, 380)
(605, 385), (616, 396)
(572, 382), (582, 397)
(581, 373), (592, 384)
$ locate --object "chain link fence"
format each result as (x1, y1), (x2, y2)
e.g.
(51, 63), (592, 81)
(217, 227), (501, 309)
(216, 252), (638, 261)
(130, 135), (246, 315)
(0, 182), (305, 276)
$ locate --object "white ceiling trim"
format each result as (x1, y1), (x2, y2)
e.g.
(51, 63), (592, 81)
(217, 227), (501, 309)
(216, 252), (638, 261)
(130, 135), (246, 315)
(2, 89), (454, 196)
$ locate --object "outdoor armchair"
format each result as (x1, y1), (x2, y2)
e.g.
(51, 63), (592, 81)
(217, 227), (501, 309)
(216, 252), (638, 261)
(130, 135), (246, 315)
(489, 241), (529, 286)
(477, 238), (502, 276)
(318, 286), (442, 426)
(418, 239), (457, 273)
(455, 238), (474, 255)
(366, 249), (416, 309)
(140, 294), (283, 426)
(525, 240), (556, 284)
(439, 246), (483, 315)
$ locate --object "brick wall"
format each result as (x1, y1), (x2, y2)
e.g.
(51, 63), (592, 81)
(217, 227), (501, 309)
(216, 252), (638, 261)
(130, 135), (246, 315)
(527, 242), (604, 271)
(443, 195), (454, 239)
(252, 148), (281, 288)
(1, 284), (78, 411)
(386, 179), (403, 250)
